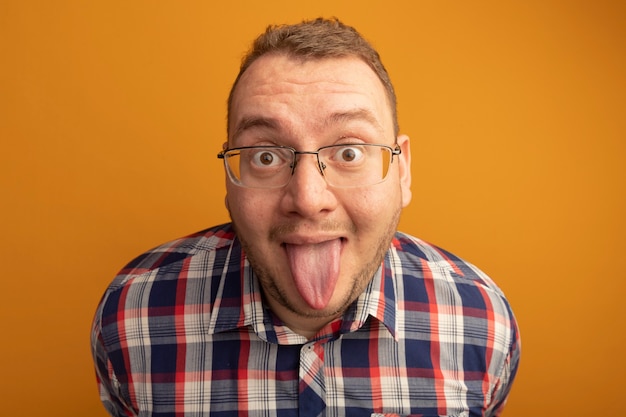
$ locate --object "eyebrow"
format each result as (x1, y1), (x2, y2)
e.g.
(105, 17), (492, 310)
(325, 109), (383, 132)
(231, 108), (384, 141)
(231, 116), (280, 140)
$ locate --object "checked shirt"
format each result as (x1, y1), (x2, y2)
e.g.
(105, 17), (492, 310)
(91, 223), (520, 417)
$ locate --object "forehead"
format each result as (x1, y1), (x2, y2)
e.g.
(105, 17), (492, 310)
(228, 54), (393, 142)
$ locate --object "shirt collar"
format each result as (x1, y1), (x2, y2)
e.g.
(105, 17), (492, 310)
(207, 237), (399, 342)
(340, 264), (399, 340)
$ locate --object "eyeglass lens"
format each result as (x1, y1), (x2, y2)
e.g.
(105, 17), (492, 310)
(223, 144), (395, 188)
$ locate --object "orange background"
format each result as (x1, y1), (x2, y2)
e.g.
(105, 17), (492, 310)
(1, 1), (624, 416)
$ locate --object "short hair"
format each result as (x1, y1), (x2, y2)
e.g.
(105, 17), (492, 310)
(227, 17), (399, 137)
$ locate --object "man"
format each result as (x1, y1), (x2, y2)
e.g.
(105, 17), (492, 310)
(92, 17), (520, 417)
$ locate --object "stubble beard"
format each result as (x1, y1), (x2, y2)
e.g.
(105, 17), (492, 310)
(233, 207), (401, 322)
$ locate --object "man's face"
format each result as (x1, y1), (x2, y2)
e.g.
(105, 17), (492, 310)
(225, 54), (412, 331)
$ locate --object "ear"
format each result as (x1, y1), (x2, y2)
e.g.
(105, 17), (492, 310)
(396, 134), (412, 208)
(222, 141), (232, 215)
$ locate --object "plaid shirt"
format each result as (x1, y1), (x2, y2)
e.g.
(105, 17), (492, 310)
(92, 223), (520, 417)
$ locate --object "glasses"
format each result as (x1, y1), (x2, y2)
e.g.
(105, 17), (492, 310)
(217, 143), (401, 189)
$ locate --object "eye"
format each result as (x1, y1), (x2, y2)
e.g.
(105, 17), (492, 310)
(332, 145), (365, 164)
(251, 149), (282, 167)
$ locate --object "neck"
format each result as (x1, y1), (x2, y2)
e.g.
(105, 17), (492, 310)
(266, 297), (344, 340)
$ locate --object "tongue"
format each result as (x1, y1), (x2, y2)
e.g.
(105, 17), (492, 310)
(285, 239), (341, 310)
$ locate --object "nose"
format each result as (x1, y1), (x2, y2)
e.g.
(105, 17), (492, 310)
(290, 151), (326, 177)
(280, 153), (338, 218)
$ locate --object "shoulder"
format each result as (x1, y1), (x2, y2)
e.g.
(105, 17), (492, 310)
(390, 229), (520, 332)
(106, 223), (237, 289)
(390, 232), (521, 405)
(389, 232), (518, 336)
(91, 223), (245, 389)
(391, 231), (507, 299)
(94, 223), (241, 320)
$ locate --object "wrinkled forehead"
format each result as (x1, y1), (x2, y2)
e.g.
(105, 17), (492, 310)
(228, 54), (394, 143)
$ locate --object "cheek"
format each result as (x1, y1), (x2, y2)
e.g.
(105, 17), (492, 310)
(344, 187), (400, 225)
(226, 189), (275, 233)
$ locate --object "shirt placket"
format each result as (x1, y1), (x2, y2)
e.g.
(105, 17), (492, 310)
(298, 341), (327, 417)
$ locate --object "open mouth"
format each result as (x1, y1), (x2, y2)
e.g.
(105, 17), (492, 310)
(282, 237), (345, 309)
(280, 236), (346, 248)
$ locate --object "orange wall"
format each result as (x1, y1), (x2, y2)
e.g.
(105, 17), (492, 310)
(1, 1), (624, 416)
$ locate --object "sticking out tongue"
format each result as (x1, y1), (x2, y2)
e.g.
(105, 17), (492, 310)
(285, 239), (341, 310)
